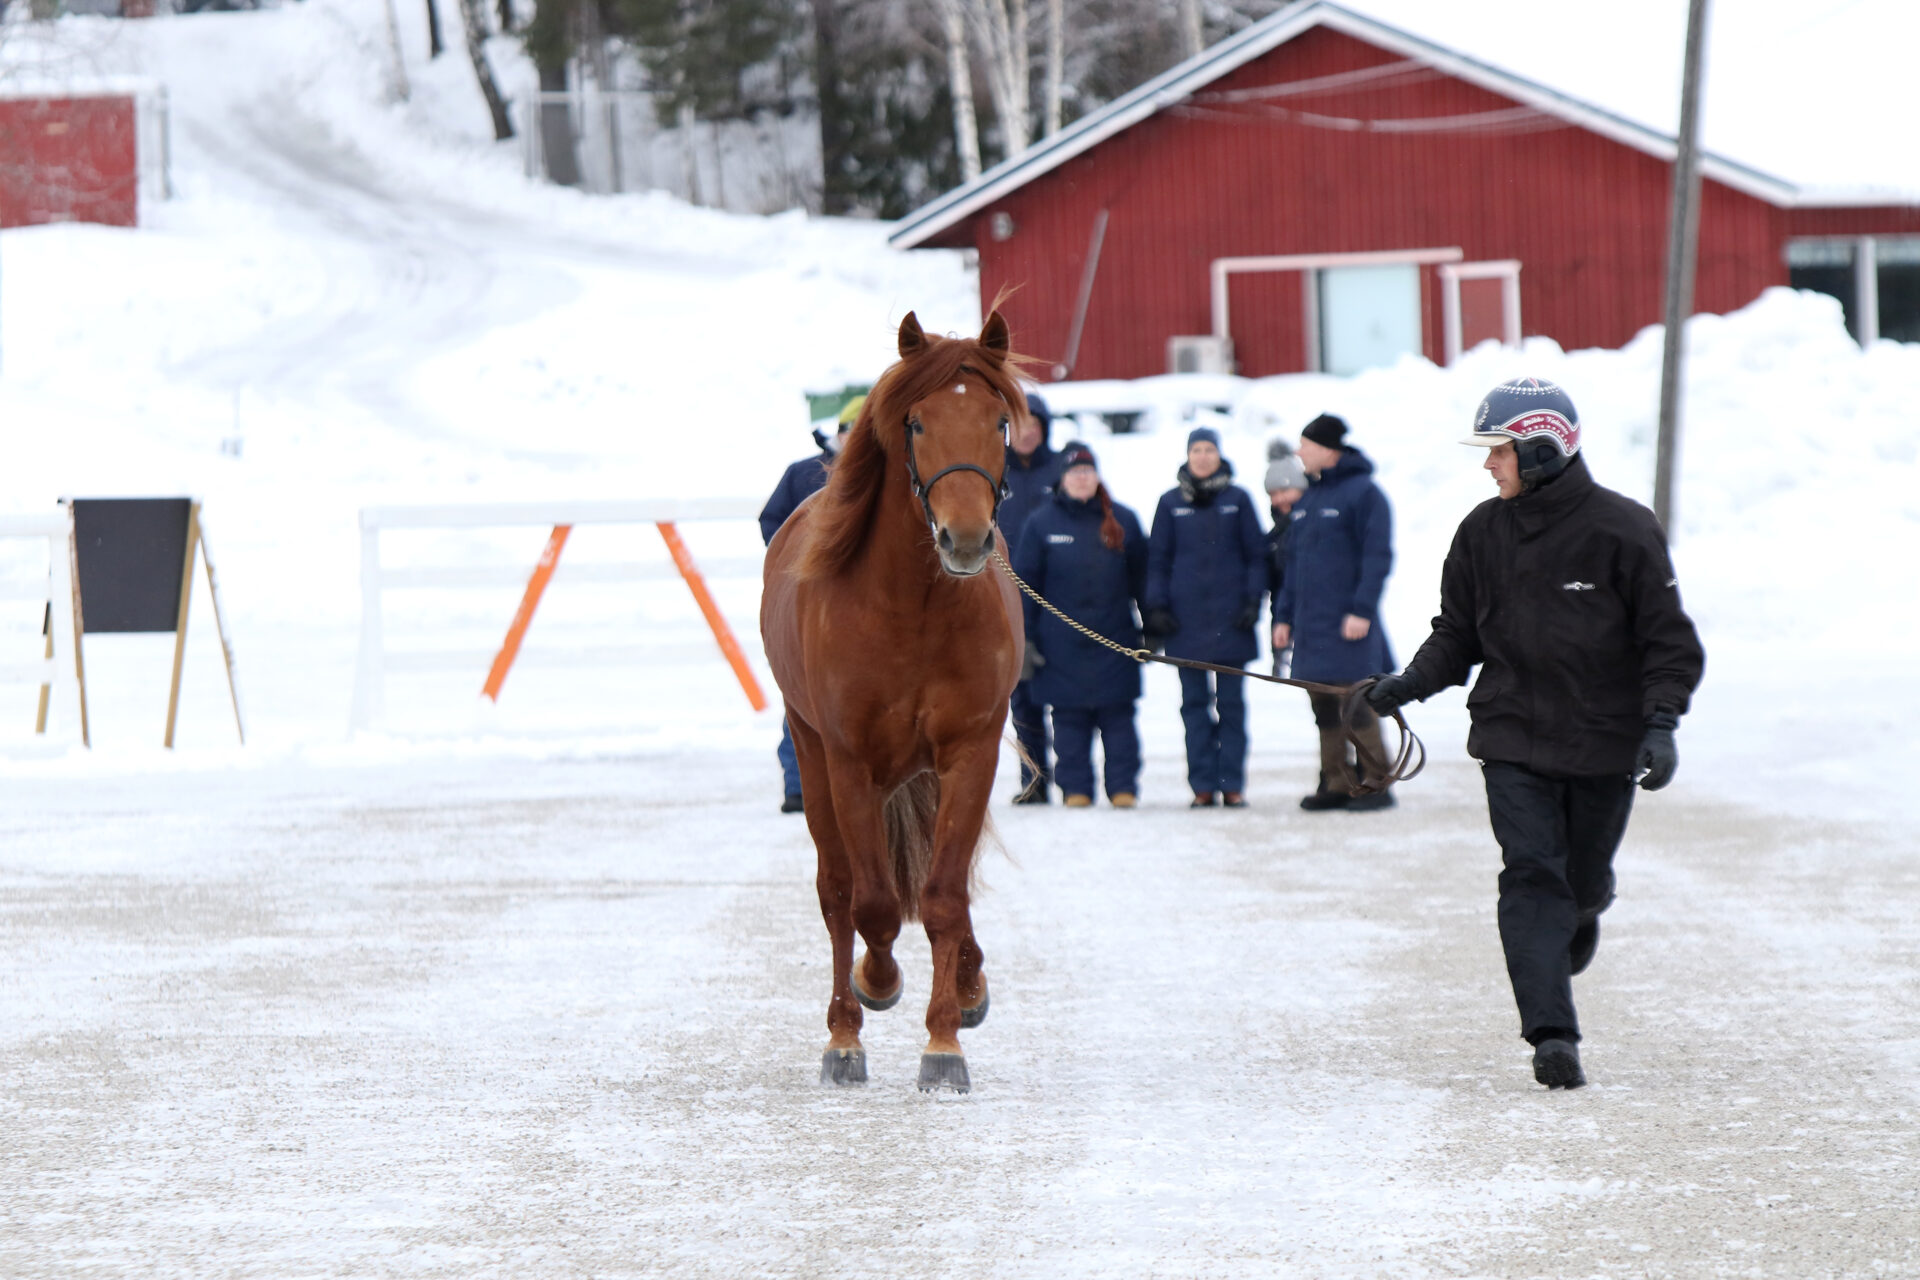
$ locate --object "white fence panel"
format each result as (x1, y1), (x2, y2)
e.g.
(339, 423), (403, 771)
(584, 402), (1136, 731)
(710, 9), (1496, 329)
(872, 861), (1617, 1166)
(352, 498), (764, 732)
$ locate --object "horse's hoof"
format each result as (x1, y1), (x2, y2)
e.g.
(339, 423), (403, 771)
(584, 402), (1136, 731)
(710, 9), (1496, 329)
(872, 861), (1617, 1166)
(917, 1052), (971, 1093)
(959, 975), (990, 1029)
(820, 1047), (868, 1086)
(851, 963), (903, 1012)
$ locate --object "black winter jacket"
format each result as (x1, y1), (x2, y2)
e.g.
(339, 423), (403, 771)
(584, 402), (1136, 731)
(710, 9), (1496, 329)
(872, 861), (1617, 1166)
(1401, 455), (1705, 777)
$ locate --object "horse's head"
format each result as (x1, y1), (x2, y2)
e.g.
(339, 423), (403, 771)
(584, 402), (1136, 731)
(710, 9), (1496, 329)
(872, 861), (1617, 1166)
(897, 310), (1018, 578)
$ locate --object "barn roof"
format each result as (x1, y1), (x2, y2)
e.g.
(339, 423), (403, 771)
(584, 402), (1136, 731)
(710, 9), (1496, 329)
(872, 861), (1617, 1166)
(0, 77), (165, 102)
(890, 0), (1920, 250)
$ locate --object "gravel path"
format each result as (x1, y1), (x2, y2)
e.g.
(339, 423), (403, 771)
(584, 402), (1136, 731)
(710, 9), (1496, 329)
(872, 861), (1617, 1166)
(3, 746), (1916, 1277)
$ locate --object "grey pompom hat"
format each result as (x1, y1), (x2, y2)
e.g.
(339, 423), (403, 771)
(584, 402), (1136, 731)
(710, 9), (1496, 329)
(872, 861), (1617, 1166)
(1264, 440), (1308, 492)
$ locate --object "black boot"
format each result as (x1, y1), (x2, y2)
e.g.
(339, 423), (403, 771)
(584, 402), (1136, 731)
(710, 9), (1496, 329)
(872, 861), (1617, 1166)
(1346, 790), (1396, 812)
(780, 792), (805, 814)
(1299, 772), (1349, 811)
(1532, 1037), (1585, 1089)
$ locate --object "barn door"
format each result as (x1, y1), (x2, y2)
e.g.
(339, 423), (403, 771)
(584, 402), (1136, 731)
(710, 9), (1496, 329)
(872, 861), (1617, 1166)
(1315, 264), (1423, 376)
(1439, 261), (1523, 364)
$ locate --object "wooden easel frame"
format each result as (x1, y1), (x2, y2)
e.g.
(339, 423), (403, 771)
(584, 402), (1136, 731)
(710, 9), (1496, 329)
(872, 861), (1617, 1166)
(24, 506), (91, 747)
(163, 501), (245, 748)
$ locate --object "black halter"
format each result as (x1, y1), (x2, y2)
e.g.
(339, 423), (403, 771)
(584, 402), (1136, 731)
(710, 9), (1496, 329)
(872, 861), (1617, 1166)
(902, 368), (1014, 536)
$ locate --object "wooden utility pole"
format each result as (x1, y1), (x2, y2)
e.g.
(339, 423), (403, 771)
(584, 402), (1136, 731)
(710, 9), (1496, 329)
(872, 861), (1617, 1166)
(1654, 0), (1709, 533)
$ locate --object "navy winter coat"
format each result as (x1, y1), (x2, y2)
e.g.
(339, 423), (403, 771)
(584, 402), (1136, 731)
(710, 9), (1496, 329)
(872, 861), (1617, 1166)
(1275, 448), (1396, 684)
(1145, 470), (1268, 667)
(1013, 490), (1148, 708)
(758, 448), (833, 545)
(999, 442), (1063, 555)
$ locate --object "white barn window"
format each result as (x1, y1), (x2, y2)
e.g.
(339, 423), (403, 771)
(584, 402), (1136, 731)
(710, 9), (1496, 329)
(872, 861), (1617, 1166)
(1787, 236), (1920, 345)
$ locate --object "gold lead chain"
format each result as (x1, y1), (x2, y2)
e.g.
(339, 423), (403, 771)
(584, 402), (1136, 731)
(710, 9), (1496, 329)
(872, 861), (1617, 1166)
(991, 549), (1151, 663)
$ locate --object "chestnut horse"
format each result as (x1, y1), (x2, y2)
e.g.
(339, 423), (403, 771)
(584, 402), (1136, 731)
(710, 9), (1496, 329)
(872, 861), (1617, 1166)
(761, 311), (1026, 1093)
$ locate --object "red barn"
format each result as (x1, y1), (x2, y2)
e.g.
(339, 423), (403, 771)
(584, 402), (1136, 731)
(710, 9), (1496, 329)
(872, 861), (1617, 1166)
(1, 81), (170, 229)
(890, 0), (1920, 380)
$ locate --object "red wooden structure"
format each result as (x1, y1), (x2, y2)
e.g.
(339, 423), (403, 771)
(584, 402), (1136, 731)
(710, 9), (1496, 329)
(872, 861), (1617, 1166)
(1, 84), (168, 229)
(891, 3), (1920, 379)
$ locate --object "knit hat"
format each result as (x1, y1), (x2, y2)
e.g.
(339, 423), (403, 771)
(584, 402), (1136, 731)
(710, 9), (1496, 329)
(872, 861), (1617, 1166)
(1058, 441), (1098, 472)
(1025, 392), (1053, 432)
(1187, 426), (1222, 451)
(1301, 413), (1348, 450)
(1264, 440), (1308, 493)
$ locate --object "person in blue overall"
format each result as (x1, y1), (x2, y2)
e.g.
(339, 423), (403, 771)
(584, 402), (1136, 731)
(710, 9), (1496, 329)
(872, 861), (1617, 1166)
(1000, 392), (1065, 803)
(758, 396), (859, 812)
(1272, 413), (1397, 812)
(1144, 427), (1268, 808)
(1011, 442), (1148, 808)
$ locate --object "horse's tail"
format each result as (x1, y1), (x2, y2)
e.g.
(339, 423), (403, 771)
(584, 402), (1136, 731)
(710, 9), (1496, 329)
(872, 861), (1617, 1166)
(883, 773), (941, 922)
(883, 772), (994, 921)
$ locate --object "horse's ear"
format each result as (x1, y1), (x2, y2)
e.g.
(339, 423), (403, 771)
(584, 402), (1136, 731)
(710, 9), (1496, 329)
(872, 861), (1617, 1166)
(980, 310), (1010, 362)
(898, 311), (927, 358)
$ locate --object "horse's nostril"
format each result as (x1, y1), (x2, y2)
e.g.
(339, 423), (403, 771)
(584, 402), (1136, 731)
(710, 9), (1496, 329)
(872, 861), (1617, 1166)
(937, 528), (955, 553)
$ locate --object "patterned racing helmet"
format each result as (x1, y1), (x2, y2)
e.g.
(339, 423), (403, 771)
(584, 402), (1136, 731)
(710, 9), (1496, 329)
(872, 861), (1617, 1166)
(1464, 377), (1581, 485)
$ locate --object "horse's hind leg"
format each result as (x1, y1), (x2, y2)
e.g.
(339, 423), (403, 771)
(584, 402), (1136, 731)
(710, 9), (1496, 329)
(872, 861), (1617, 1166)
(917, 739), (997, 1093)
(791, 717), (865, 1085)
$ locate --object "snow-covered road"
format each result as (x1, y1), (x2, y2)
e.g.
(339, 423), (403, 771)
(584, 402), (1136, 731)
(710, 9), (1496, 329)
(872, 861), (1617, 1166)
(5, 743), (1916, 1276)
(5, 4), (1920, 1272)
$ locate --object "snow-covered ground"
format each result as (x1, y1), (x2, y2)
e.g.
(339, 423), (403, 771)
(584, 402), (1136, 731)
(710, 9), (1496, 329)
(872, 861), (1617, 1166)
(4, 2), (1919, 1274)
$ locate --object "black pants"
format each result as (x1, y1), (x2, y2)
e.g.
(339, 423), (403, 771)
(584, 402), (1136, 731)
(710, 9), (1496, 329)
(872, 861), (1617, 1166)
(1483, 762), (1635, 1043)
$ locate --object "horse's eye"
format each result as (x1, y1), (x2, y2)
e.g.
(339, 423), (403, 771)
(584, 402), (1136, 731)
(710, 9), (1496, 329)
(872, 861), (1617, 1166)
(998, 416), (1010, 432)
(908, 416), (924, 435)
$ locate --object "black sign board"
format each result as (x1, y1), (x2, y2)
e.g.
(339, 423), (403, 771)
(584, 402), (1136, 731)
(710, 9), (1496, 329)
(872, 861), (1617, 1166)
(56, 497), (244, 747)
(71, 498), (195, 633)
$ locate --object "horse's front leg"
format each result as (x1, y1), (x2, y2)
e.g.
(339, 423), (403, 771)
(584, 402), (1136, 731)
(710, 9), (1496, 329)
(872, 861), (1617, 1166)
(916, 734), (998, 1093)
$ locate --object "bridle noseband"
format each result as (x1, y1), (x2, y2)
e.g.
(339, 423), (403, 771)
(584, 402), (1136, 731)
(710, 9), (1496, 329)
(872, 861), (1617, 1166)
(902, 369), (1014, 538)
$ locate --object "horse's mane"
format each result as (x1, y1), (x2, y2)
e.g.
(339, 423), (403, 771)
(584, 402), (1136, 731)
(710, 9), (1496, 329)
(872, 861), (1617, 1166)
(796, 328), (1029, 580)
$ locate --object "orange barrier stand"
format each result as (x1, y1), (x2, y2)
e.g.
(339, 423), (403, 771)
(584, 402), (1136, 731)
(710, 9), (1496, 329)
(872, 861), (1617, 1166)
(656, 521), (769, 712)
(483, 524), (571, 701)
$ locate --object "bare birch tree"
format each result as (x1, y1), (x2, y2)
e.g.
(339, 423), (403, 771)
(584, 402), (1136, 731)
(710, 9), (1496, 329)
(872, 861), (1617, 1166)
(460, 0), (515, 139)
(1043, 0), (1062, 136)
(969, 0), (1030, 154)
(938, 0), (984, 181)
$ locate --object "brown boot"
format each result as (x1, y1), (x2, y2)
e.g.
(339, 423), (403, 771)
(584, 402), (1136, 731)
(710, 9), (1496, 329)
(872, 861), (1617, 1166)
(1299, 728), (1351, 810)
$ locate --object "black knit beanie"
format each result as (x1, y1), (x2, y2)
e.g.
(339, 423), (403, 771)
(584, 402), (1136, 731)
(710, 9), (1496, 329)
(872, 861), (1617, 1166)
(1302, 413), (1349, 450)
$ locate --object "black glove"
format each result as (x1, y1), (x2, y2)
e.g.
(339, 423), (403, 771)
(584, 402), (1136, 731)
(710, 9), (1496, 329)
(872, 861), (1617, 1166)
(1635, 712), (1679, 790)
(1020, 641), (1046, 684)
(1364, 671), (1424, 716)
(1232, 600), (1260, 631)
(1144, 608), (1178, 638)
